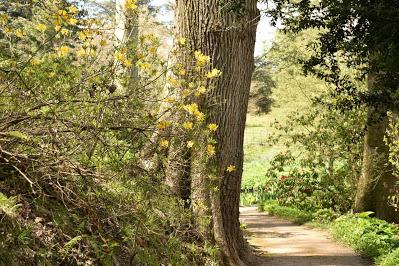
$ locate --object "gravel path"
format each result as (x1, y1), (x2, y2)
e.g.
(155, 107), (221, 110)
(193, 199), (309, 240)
(240, 207), (373, 266)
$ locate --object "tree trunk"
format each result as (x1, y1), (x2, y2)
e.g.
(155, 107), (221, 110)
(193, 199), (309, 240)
(175, 1), (259, 264)
(354, 74), (399, 223)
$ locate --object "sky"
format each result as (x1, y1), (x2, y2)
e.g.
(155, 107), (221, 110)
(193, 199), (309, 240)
(150, 0), (277, 57)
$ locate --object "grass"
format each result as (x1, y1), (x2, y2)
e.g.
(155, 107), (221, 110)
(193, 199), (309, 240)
(258, 200), (314, 224)
(258, 200), (399, 266)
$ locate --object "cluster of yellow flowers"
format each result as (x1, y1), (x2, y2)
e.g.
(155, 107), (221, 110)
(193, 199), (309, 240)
(194, 51), (211, 67)
(115, 50), (134, 68)
(183, 103), (205, 122)
(125, 0), (138, 10)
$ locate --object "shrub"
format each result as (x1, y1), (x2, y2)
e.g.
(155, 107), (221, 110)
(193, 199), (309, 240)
(378, 248), (399, 266)
(331, 213), (399, 259)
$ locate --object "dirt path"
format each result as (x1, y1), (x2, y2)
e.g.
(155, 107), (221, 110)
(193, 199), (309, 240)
(240, 207), (373, 266)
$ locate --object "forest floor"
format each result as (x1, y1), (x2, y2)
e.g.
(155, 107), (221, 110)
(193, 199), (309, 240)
(240, 207), (373, 266)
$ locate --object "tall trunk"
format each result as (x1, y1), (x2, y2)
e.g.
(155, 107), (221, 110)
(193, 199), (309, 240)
(175, 1), (259, 264)
(354, 74), (399, 223)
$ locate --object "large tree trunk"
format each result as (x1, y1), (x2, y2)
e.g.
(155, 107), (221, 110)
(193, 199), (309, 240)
(354, 74), (399, 223)
(175, 1), (259, 264)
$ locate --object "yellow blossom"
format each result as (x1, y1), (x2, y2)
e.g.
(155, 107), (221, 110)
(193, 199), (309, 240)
(187, 141), (194, 148)
(167, 76), (180, 87)
(68, 5), (79, 14)
(194, 51), (210, 67)
(198, 85), (207, 94)
(206, 68), (222, 78)
(57, 10), (68, 17)
(183, 103), (199, 115)
(55, 25), (61, 31)
(136, 61), (150, 70)
(76, 48), (86, 57)
(207, 144), (216, 156)
(178, 37), (186, 46)
(159, 139), (169, 148)
(208, 123), (218, 132)
(123, 59), (132, 67)
(182, 122), (193, 130)
(31, 58), (41, 66)
(56, 45), (70, 57)
(68, 18), (78, 25)
(78, 31), (87, 41)
(178, 69), (186, 76)
(36, 23), (47, 32)
(226, 165), (237, 172)
(60, 28), (69, 35)
(115, 51), (125, 62)
(157, 121), (171, 130)
(126, 0), (138, 10)
(15, 29), (24, 38)
(195, 111), (205, 121)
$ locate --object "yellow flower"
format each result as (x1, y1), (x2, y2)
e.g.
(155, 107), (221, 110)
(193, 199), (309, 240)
(182, 122), (193, 130)
(15, 29), (24, 38)
(207, 144), (216, 156)
(183, 103), (199, 115)
(178, 69), (186, 76)
(78, 31), (87, 41)
(76, 48), (86, 57)
(226, 165), (237, 172)
(157, 121), (171, 130)
(60, 28), (69, 35)
(167, 76), (180, 87)
(159, 139), (169, 148)
(68, 18), (78, 25)
(194, 51), (210, 67)
(115, 51), (125, 62)
(195, 111), (205, 121)
(55, 25), (61, 31)
(198, 85), (207, 94)
(187, 141), (194, 148)
(126, 0), (138, 10)
(57, 10), (68, 17)
(56, 45), (70, 57)
(36, 23), (47, 32)
(136, 61), (150, 70)
(178, 37), (186, 46)
(208, 123), (218, 132)
(68, 5), (79, 14)
(123, 59), (132, 67)
(31, 58), (41, 66)
(206, 68), (222, 78)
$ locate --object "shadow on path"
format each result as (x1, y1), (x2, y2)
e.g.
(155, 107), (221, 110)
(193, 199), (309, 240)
(240, 207), (373, 266)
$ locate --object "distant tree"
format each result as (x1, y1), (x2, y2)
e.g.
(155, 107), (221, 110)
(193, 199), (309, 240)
(268, 0), (399, 222)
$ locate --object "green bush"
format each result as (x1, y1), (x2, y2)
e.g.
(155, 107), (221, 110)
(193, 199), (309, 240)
(331, 213), (399, 260)
(259, 200), (313, 224)
(378, 248), (399, 266)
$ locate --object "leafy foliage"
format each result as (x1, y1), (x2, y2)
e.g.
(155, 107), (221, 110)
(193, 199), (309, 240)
(0, 1), (217, 264)
(268, 0), (399, 110)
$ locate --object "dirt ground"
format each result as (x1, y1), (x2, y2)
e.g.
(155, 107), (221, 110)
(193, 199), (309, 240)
(240, 207), (374, 266)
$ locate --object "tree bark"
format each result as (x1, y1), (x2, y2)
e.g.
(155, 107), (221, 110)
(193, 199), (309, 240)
(174, 1), (259, 264)
(354, 74), (399, 223)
